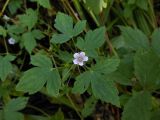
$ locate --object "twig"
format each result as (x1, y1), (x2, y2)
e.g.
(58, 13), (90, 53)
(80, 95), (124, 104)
(0, 0), (10, 17)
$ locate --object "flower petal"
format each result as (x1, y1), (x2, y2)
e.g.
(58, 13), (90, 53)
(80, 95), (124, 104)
(8, 38), (16, 45)
(83, 56), (88, 61)
(79, 52), (85, 57)
(73, 59), (78, 64)
(78, 62), (84, 66)
(74, 53), (79, 58)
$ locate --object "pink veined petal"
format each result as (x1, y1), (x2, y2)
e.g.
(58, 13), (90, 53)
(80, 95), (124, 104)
(83, 56), (88, 61)
(73, 53), (79, 58)
(78, 62), (84, 66)
(73, 59), (79, 64)
(79, 52), (85, 57)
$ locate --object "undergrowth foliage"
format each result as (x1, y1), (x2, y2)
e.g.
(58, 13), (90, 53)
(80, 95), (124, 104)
(0, 0), (160, 120)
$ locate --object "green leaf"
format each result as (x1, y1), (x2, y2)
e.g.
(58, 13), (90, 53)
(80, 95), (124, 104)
(151, 28), (160, 55)
(0, 55), (15, 81)
(122, 91), (152, 120)
(18, 8), (38, 30)
(16, 67), (47, 94)
(51, 34), (71, 44)
(46, 69), (61, 96)
(30, 0), (51, 9)
(136, 0), (148, 10)
(112, 35), (125, 49)
(73, 20), (86, 36)
(51, 109), (64, 120)
(32, 29), (45, 40)
(54, 12), (73, 36)
(4, 111), (24, 120)
(51, 12), (86, 44)
(72, 57), (120, 106)
(134, 50), (160, 90)
(4, 97), (28, 120)
(5, 97), (28, 111)
(128, 0), (136, 4)
(123, 4), (135, 18)
(85, 0), (107, 14)
(92, 57), (120, 74)
(8, 0), (23, 14)
(0, 26), (7, 37)
(120, 26), (149, 50)
(76, 27), (105, 51)
(82, 96), (97, 117)
(22, 31), (37, 54)
(91, 72), (120, 107)
(31, 54), (52, 68)
(86, 27), (105, 49)
(72, 71), (91, 94)
(108, 56), (133, 85)
(16, 55), (61, 96)
(58, 51), (73, 63)
(22, 30), (44, 53)
(7, 24), (25, 34)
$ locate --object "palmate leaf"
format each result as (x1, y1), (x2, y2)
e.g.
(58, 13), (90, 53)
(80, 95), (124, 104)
(108, 56), (133, 85)
(30, 0), (51, 9)
(16, 67), (48, 94)
(16, 54), (61, 96)
(120, 26), (149, 50)
(54, 12), (73, 36)
(72, 57), (120, 107)
(122, 91), (152, 120)
(18, 8), (38, 30)
(5, 97), (28, 111)
(22, 30), (44, 54)
(8, 0), (23, 14)
(0, 55), (15, 81)
(22, 32), (37, 54)
(76, 27), (106, 50)
(31, 54), (52, 68)
(85, 0), (107, 14)
(82, 96), (97, 117)
(4, 97), (28, 120)
(151, 28), (160, 55)
(134, 49), (160, 90)
(4, 111), (24, 120)
(76, 27), (105, 58)
(51, 109), (64, 120)
(51, 12), (86, 44)
(91, 72), (120, 107)
(92, 57), (120, 74)
(136, 0), (148, 10)
(72, 71), (92, 94)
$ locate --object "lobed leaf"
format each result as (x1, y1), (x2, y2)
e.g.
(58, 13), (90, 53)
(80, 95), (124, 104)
(122, 91), (152, 120)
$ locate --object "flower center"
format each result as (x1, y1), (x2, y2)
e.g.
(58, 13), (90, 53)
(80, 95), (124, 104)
(78, 57), (83, 62)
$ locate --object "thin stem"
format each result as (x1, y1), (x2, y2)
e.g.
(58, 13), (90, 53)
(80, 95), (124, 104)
(64, 0), (80, 21)
(72, 0), (86, 20)
(27, 105), (50, 118)
(148, 0), (157, 28)
(0, 0), (10, 17)
(62, 65), (74, 81)
(105, 33), (118, 57)
(66, 94), (83, 120)
(3, 38), (9, 54)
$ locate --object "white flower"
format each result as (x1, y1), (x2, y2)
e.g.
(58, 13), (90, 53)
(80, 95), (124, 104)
(2, 15), (10, 21)
(73, 52), (88, 66)
(8, 38), (16, 45)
